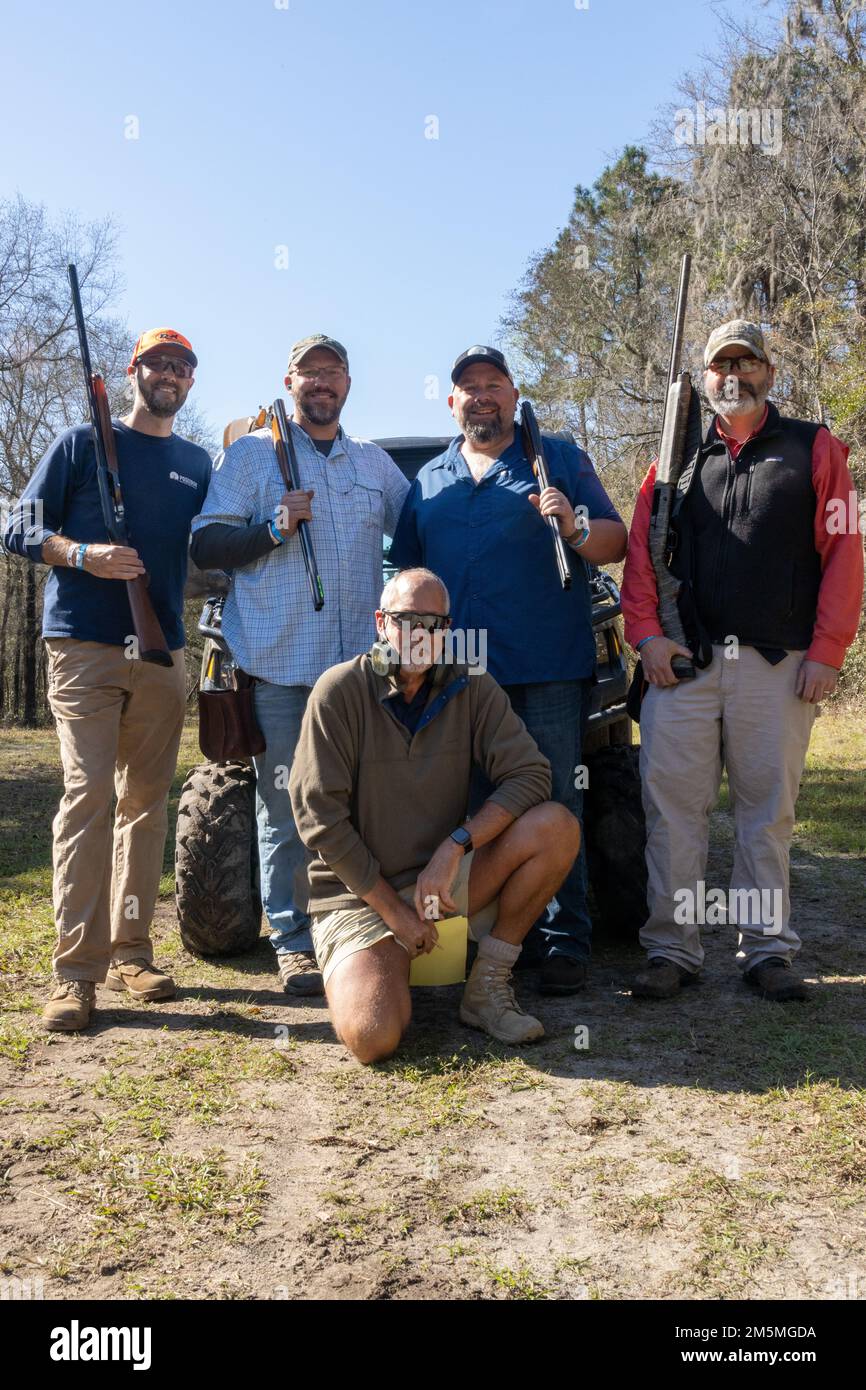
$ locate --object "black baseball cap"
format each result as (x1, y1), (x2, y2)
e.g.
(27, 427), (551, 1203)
(451, 345), (513, 385)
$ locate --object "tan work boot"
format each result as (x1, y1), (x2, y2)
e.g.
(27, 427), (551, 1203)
(104, 959), (176, 1001)
(460, 955), (544, 1045)
(277, 950), (323, 997)
(42, 980), (96, 1032)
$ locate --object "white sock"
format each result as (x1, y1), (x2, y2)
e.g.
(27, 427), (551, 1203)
(478, 934), (520, 967)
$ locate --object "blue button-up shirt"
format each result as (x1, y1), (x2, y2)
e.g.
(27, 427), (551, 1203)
(192, 422), (409, 685)
(389, 432), (621, 685)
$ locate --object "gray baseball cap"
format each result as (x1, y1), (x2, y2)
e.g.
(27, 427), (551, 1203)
(704, 320), (769, 367)
(287, 334), (349, 372)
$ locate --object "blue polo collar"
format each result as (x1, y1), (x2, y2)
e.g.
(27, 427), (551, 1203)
(435, 430), (525, 481)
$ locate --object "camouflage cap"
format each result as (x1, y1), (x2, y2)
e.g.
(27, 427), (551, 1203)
(287, 334), (349, 372)
(704, 320), (769, 367)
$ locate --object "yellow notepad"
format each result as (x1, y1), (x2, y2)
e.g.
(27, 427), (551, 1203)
(409, 916), (469, 986)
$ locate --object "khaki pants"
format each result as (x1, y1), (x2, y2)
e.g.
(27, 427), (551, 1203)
(45, 638), (187, 983)
(639, 645), (816, 973)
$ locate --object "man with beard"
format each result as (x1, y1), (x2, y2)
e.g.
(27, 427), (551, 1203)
(621, 321), (863, 1002)
(3, 327), (211, 1031)
(389, 346), (627, 996)
(289, 566), (580, 1060)
(190, 335), (409, 996)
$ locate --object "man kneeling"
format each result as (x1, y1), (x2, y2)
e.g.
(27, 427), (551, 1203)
(288, 567), (580, 1062)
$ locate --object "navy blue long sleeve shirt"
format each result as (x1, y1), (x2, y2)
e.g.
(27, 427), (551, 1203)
(3, 421), (212, 649)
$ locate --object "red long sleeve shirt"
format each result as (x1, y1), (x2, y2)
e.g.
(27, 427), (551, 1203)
(621, 414), (864, 669)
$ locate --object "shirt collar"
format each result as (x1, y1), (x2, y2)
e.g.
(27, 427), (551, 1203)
(714, 403), (769, 451)
(289, 419), (348, 459)
(437, 428), (524, 477)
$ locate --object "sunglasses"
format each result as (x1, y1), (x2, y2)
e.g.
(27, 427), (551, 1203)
(383, 610), (451, 632)
(138, 354), (194, 379)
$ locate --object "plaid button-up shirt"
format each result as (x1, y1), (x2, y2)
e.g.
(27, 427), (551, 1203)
(191, 420), (409, 685)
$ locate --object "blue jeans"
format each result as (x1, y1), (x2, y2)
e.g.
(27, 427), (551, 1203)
(502, 679), (593, 965)
(252, 682), (313, 956)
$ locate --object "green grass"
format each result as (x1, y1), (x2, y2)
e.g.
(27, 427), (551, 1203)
(717, 714), (865, 858)
(45, 1139), (266, 1233)
(444, 1187), (532, 1227)
(482, 1261), (554, 1300)
(92, 1037), (296, 1139)
(746, 1077), (866, 1186)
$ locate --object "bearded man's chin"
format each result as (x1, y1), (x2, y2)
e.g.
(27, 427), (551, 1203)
(304, 400), (340, 425)
(465, 420), (500, 444)
(713, 388), (768, 417)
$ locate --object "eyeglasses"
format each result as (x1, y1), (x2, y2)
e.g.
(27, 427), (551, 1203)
(383, 611), (451, 632)
(707, 356), (762, 375)
(138, 354), (194, 379)
(294, 365), (347, 381)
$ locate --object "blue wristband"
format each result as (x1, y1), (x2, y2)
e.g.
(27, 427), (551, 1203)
(268, 519), (285, 546)
(75, 544), (88, 570)
(636, 635), (659, 651)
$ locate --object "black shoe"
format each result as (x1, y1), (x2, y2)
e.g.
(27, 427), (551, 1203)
(632, 957), (698, 999)
(538, 957), (588, 995)
(744, 958), (809, 1002)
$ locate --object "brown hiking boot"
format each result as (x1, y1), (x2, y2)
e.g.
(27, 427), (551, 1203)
(632, 957), (699, 1000)
(459, 955), (545, 1045)
(42, 980), (96, 1032)
(104, 959), (176, 1001)
(744, 958), (809, 1002)
(277, 951), (324, 997)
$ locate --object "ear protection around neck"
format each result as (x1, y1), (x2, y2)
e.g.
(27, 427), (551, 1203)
(369, 638), (451, 686)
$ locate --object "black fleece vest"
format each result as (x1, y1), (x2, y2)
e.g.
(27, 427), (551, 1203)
(671, 404), (821, 650)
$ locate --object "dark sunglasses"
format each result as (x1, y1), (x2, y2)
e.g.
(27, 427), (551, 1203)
(138, 354), (194, 379)
(383, 610), (451, 632)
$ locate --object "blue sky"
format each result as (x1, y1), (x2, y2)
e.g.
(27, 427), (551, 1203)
(2, 0), (756, 446)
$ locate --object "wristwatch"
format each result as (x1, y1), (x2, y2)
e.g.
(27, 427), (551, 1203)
(449, 826), (473, 854)
(564, 523), (590, 549)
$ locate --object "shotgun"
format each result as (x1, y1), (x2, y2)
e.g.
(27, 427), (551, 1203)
(520, 400), (571, 591)
(648, 253), (703, 680)
(67, 264), (172, 667)
(271, 397), (325, 611)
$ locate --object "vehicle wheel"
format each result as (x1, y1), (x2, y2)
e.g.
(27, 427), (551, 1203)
(584, 743), (648, 939)
(175, 761), (263, 956)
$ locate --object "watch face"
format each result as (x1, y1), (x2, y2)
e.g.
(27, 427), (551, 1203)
(451, 828), (471, 847)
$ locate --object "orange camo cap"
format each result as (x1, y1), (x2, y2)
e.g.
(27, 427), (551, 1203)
(129, 327), (198, 369)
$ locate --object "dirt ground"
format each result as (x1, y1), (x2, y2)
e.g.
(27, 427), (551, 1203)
(1, 728), (865, 1302)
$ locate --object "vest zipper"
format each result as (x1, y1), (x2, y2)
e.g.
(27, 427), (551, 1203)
(744, 459), (757, 514)
(711, 449), (736, 616)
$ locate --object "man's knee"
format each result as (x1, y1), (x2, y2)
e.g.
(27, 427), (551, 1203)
(526, 801), (581, 859)
(339, 1016), (404, 1065)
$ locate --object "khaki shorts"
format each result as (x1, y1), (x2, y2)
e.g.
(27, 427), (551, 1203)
(311, 850), (498, 986)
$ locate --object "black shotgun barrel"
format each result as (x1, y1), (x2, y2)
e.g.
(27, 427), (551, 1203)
(271, 397), (325, 611)
(520, 400), (572, 591)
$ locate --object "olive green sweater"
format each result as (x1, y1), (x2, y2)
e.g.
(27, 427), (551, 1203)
(289, 654), (551, 914)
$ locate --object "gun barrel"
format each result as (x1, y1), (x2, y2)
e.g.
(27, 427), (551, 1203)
(67, 262), (172, 666)
(519, 400), (571, 592)
(271, 398), (325, 611)
(667, 252), (692, 390)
